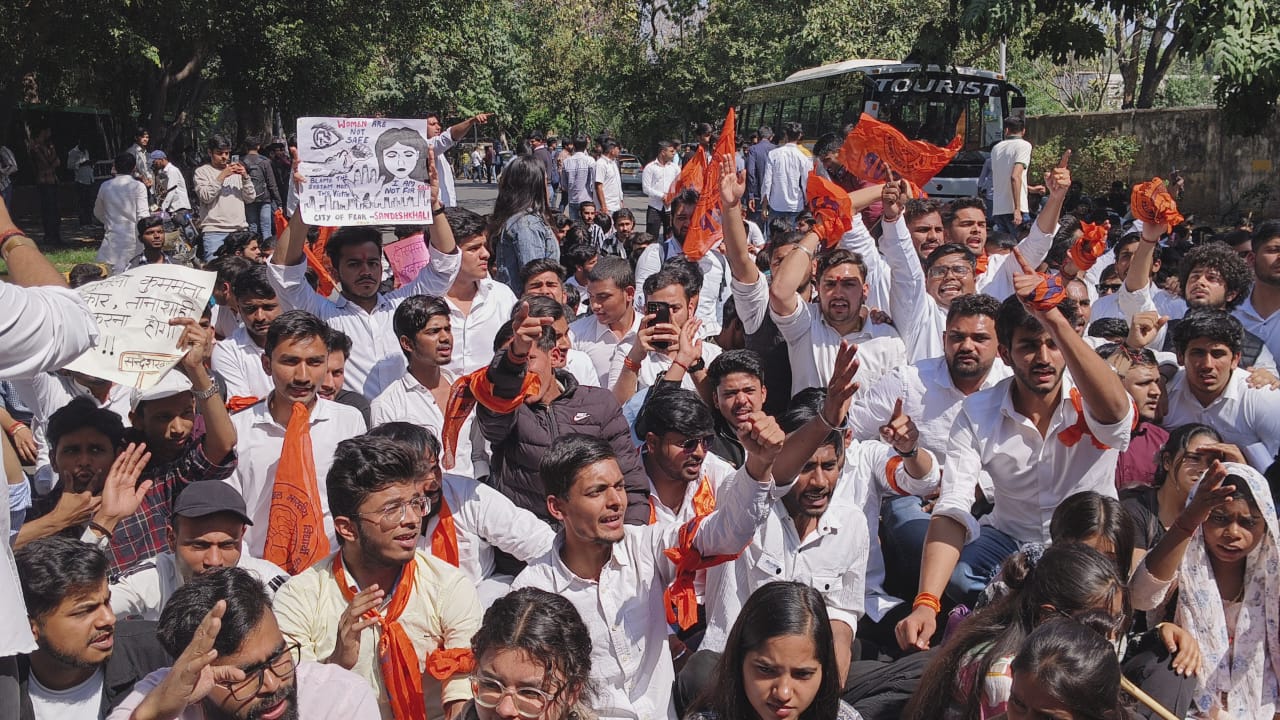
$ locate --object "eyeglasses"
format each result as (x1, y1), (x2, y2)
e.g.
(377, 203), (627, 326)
(1097, 283), (1122, 295)
(357, 496), (431, 528)
(926, 264), (974, 280)
(674, 435), (715, 453)
(217, 642), (300, 701)
(471, 675), (559, 718)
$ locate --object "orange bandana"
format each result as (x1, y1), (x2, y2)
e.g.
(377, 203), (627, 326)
(647, 475), (717, 525)
(663, 514), (742, 630)
(441, 363), (541, 470)
(429, 498), (460, 567)
(1130, 178), (1185, 228)
(263, 402), (330, 574)
(1068, 221), (1110, 271)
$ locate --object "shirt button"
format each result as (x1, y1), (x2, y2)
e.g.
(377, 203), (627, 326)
(775, 568), (782, 575)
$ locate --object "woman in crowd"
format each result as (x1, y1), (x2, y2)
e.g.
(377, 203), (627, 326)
(906, 544), (1128, 720)
(995, 617), (1134, 720)
(468, 587), (595, 720)
(1130, 459), (1280, 718)
(489, 154), (558, 291)
(687, 581), (864, 720)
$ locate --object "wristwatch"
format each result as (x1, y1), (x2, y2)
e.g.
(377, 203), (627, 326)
(687, 357), (706, 373)
(192, 383), (220, 401)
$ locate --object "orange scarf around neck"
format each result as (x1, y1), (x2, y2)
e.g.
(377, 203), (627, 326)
(263, 401), (330, 574)
(429, 498), (460, 567)
(647, 474), (717, 525)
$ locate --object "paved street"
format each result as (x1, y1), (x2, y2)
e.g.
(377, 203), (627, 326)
(453, 177), (653, 222)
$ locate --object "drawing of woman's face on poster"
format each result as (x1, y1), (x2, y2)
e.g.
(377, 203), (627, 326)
(375, 127), (431, 183)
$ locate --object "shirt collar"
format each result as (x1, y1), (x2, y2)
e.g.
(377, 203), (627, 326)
(548, 532), (630, 589)
(333, 292), (393, 314)
(250, 396), (336, 429)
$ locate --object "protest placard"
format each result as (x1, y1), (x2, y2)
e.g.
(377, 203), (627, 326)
(66, 264), (216, 390)
(296, 117), (436, 226)
(383, 233), (430, 287)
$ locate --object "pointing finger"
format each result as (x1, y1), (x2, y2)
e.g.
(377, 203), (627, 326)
(1012, 247), (1035, 274)
(891, 397), (904, 420)
(1057, 149), (1072, 169)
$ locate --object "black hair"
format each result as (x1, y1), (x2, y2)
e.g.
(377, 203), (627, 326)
(692, 582), (840, 720)
(540, 433), (617, 499)
(16, 537), (109, 619)
(811, 132), (842, 158)
(995, 295), (1080, 349)
(561, 243), (600, 277)
(779, 387), (843, 453)
(327, 435), (426, 539)
(519, 258), (566, 287)
(1154, 423), (1223, 487)
(612, 207), (635, 224)
(587, 256), (634, 289)
(1252, 220), (1280, 252)
(516, 295), (568, 348)
(326, 329), (352, 358)
(636, 388), (714, 440)
(207, 134), (231, 152)
(1088, 317), (1129, 342)
(393, 295), (451, 358)
(782, 121), (804, 142)
(367, 421), (442, 464)
(671, 188), (700, 215)
(114, 152), (136, 174)
(325, 226), (383, 271)
(1009, 618), (1130, 720)
(215, 230), (261, 259)
(601, 139), (619, 153)
(1177, 241), (1253, 310)
(472, 588), (595, 706)
(643, 261), (702, 301)
(706, 349), (765, 390)
(264, 310), (329, 357)
(904, 198), (943, 225)
(47, 396), (126, 455)
(231, 263), (277, 302)
(136, 214), (165, 237)
(1004, 116), (1026, 133)
(1050, 491), (1136, 577)
(208, 255), (254, 290)
(945, 293), (1001, 326)
(986, 231), (1017, 252)
(1171, 307), (1244, 356)
(135, 126), (149, 139)
(814, 248), (868, 283)
(576, 200), (596, 213)
(489, 155), (552, 242)
(67, 263), (107, 288)
(444, 207), (488, 243)
(924, 243), (977, 271)
(157, 567), (272, 658)
(943, 197), (988, 225)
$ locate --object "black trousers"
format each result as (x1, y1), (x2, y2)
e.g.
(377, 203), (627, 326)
(37, 183), (61, 244)
(646, 206), (668, 240)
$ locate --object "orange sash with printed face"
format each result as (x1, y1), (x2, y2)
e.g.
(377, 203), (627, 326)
(441, 364), (541, 470)
(836, 113), (963, 190)
(683, 107), (737, 262)
(263, 402), (330, 575)
(805, 171), (854, 249)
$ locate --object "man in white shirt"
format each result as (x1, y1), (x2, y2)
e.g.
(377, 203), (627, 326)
(111, 567), (381, 720)
(149, 151), (191, 214)
(211, 263), (281, 401)
(267, 181), (461, 399)
(226, 311), (367, 557)
(571, 257), (641, 387)
(635, 389), (737, 525)
(1088, 231), (1184, 325)
(989, 116), (1033, 236)
(441, 207), (518, 375)
(426, 111), (493, 208)
(632, 189), (730, 337)
(1162, 309), (1280, 470)
(562, 135), (596, 222)
(896, 287), (1134, 651)
(512, 423), (787, 720)
(595, 139), (624, 215)
(1236, 221), (1280, 360)
(641, 141), (679, 238)
(110, 482), (288, 621)
(67, 140), (96, 227)
(94, 153), (150, 273)
(760, 121), (809, 233)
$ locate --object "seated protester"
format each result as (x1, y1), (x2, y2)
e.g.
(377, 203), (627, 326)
(905, 544), (1128, 720)
(880, 168), (1063, 363)
(1095, 342), (1168, 489)
(1088, 316), (1129, 345)
(1235, 220), (1280, 360)
(999, 618), (1132, 720)
(1162, 309), (1280, 469)
(15, 400), (152, 550)
(518, 295), (600, 387)
(373, 295), (483, 478)
(267, 181), (462, 399)
(124, 215), (175, 269)
(569, 256), (642, 387)
(686, 582), (865, 720)
(519, 258), (570, 311)
(512, 427), (789, 720)
(206, 255), (254, 340)
(16, 537), (170, 719)
(1129, 460), (1280, 719)
(561, 242), (598, 317)
(1089, 232), (1182, 325)
(226, 311), (367, 567)
(704, 350), (770, 468)
(635, 388), (737, 525)
(627, 231), (656, 269)
(110, 482), (288, 621)
(612, 207), (637, 257)
(984, 231), (1018, 258)
(210, 262), (281, 401)
(613, 262), (722, 404)
(469, 588), (595, 720)
(273, 436), (482, 720)
(575, 201), (607, 248)
(897, 288), (1134, 646)
(110, 567), (380, 720)
(366, 423), (554, 607)
(472, 303), (649, 524)
(320, 330), (372, 426)
(442, 207), (519, 376)
(634, 188), (731, 338)
(67, 262), (108, 288)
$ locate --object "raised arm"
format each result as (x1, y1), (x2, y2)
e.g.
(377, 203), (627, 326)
(717, 155), (758, 284)
(767, 229), (819, 317)
(446, 113), (493, 144)
(272, 167), (310, 267)
(1141, 460), (1236, 586)
(773, 342), (859, 484)
(171, 319), (235, 463)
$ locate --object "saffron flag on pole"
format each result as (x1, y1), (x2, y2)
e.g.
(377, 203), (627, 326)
(683, 106), (736, 262)
(664, 146), (707, 206)
(805, 170), (854, 249)
(836, 113), (963, 191)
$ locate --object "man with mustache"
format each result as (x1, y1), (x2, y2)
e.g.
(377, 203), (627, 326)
(1235, 221), (1280, 359)
(212, 265), (282, 400)
(15, 537), (170, 719)
(636, 388), (736, 524)
(633, 188), (730, 338)
(110, 567), (379, 720)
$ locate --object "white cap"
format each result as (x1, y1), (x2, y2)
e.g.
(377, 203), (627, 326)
(130, 369), (193, 412)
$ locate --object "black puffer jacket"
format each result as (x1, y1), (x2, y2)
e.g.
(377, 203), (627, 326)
(477, 351), (650, 525)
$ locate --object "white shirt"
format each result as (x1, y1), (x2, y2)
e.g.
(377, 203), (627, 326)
(633, 238), (730, 336)
(990, 137), (1033, 215)
(512, 465), (780, 720)
(760, 144), (810, 213)
(370, 369), (480, 479)
(110, 551), (289, 621)
(565, 348), (601, 387)
(211, 303), (240, 340)
(1115, 283), (1188, 350)
(226, 398), (367, 556)
(641, 160), (679, 210)
(444, 279), (518, 375)
(562, 152), (596, 206)
(158, 162), (191, 212)
(936, 373), (1133, 545)
(30, 666), (103, 720)
(595, 156), (624, 213)
(1163, 368), (1280, 470)
(570, 311), (641, 388)
(68, 146), (94, 185)
(211, 325), (272, 399)
(646, 452), (737, 526)
(613, 341), (723, 398)
(769, 299), (903, 395)
(420, 474), (556, 606)
(266, 247), (460, 398)
(428, 129), (458, 207)
(94, 174), (149, 273)
(0, 284), (97, 381)
(0, 477), (33, 654)
(1236, 294), (1280, 362)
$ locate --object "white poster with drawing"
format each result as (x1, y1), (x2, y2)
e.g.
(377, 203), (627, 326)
(295, 117), (435, 226)
(65, 264), (215, 390)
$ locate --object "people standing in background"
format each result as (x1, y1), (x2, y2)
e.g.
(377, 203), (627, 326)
(594, 139), (623, 215)
(239, 135), (281, 242)
(0, 144), (16, 211)
(193, 134), (255, 259)
(990, 116), (1033, 236)
(641, 141), (679, 239)
(149, 150), (191, 216)
(67, 140), (96, 227)
(125, 127), (154, 190)
(427, 111), (493, 207)
(29, 128), (62, 246)
(94, 153), (149, 273)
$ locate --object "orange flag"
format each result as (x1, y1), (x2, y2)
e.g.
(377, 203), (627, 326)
(805, 170), (854, 248)
(263, 402), (331, 574)
(683, 107), (736, 261)
(836, 113), (963, 189)
(665, 144), (707, 206)
(1130, 178), (1185, 228)
(302, 226), (338, 297)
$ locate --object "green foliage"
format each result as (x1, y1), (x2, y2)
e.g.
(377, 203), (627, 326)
(1031, 132), (1140, 195)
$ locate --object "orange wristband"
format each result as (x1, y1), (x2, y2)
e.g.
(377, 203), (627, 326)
(623, 356), (642, 373)
(913, 592), (942, 613)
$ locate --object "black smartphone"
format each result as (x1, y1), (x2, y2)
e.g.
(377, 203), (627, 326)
(646, 301), (671, 350)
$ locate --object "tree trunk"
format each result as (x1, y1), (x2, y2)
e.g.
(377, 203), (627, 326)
(1136, 26), (1183, 108)
(1117, 21), (1141, 109)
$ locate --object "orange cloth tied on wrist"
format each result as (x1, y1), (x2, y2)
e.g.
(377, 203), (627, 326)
(263, 402), (330, 575)
(663, 514), (741, 630)
(805, 171), (854, 248)
(1130, 178), (1185, 227)
(1021, 272), (1069, 313)
(334, 556), (426, 720)
(226, 395), (260, 413)
(426, 647), (475, 681)
(1068, 221), (1110, 271)
(441, 362), (541, 469)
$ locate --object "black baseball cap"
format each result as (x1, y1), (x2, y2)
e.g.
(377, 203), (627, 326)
(173, 482), (254, 525)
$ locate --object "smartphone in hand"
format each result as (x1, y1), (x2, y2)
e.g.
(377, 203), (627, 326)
(646, 301), (671, 350)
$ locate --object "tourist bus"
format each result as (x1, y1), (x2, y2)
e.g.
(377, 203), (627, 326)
(738, 60), (1026, 200)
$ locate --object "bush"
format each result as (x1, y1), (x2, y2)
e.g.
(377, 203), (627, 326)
(1031, 133), (1140, 196)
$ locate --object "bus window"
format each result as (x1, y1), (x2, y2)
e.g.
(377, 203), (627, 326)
(800, 95), (822, 133)
(762, 101), (781, 131)
(780, 97), (801, 127)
